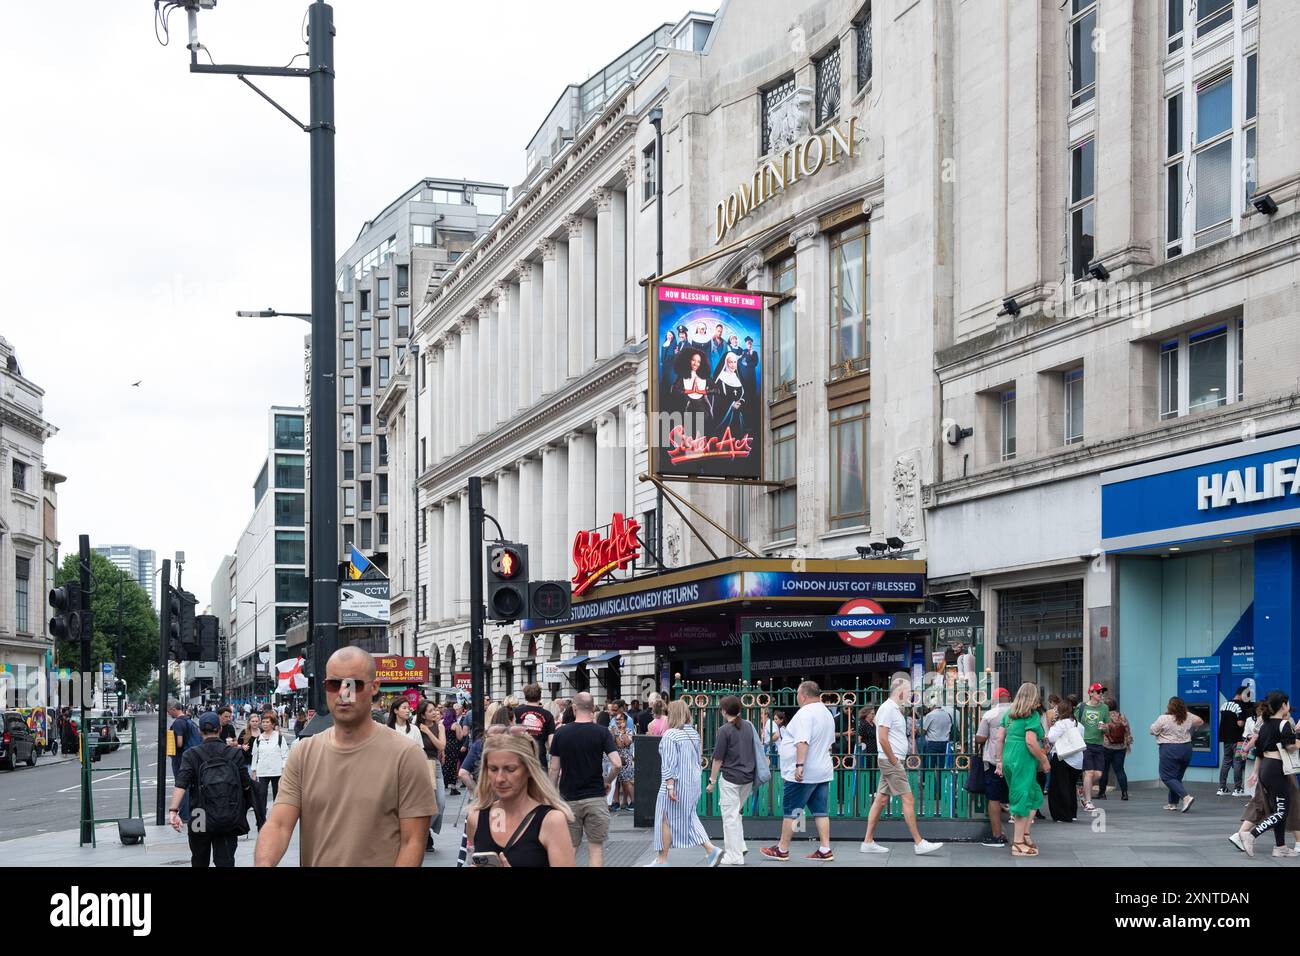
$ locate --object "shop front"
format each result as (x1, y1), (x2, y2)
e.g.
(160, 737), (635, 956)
(372, 655), (430, 711)
(1102, 428), (1300, 782)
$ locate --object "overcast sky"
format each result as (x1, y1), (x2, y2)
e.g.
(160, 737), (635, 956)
(0, 0), (693, 611)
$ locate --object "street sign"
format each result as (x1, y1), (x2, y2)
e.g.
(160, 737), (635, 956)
(101, 663), (115, 677)
(541, 661), (562, 685)
(740, 611), (984, 633)
(834, 597), (887, 648)
(340, 579), (390, 626)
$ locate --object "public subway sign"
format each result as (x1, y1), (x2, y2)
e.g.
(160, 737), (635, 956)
(1197, 458), (1300, 510)
(714, 116), (858, 244)
(571, 512), (641, 597)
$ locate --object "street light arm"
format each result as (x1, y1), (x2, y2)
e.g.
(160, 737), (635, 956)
(236, 309), (311, 323)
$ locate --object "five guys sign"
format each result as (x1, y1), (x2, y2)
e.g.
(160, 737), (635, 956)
(572, 512), (641, 597)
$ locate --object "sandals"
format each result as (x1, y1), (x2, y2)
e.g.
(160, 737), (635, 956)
(1011, 841), (1039, 856)
(1023, 836), (1037, 849)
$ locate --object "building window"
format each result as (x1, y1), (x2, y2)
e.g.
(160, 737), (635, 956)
(421, 508), (427, 544)
(378, 317), (390, 350)
(829, 402), (869, 530)
(360, 290), (370, 323)
(275, 530), (305, 565)
(396, 305), (409, 337)
(421, 585), (428, 620)
(1159, 320), (1243, 420)
(275, 493), (305, 526)
(761, 74), (796, 155)
(1166, 2), (1258, 254)
(379, 435), (388, 466)
(275, 569), (309, 603)
(342, 413), (354, 443)
(1070, 137), (1095, 281)
(344, 487), (356, 518)
(1000, 390), (1017, 462)
(274, 454), (304, 489)
(379, 513), (389, 547)
(274, 414), (304, 450)
(360, 328), (372, 360)
(1064, 368), (1084, 445)
(343, 450), (354, 481)
(343, 339), (355, 370)
(342, 301), (354, 333)
(421, 437), (427, 470)
(829, 225), (869, 378)
(770, 256), (797, 396)
(772, 422), (797, 538)
(360, 519), (373, 550)
(360, 366), (371, 399)
(379, 473), (389, 506)
(855, 4), (872, 90)
(377, 277), (389, 311)
(642, 142), (657, 203)
(343, 376), (355, 406)
(360, 442), (372, 474)
(396, 264), (409, 295)
(15, 557), (29, 633)
(413, 224), (434, 246)
(360, 480), (372, 513)
(1070, 0), (1097, 108)
(12, 459), (28, 493)
(814, 45), (841, 126)
(360, 404), (372, 436)
(378, 356), (391, 389)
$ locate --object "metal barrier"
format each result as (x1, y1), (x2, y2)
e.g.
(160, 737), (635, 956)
(673, 678), (990, 821)
(80, 714), (144, 847)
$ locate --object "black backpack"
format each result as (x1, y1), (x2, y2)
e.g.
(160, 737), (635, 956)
(196, 748), (245, 834)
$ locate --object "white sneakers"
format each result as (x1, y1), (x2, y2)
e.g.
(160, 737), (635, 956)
(1273, 846), (1298, 858)
(914, 839), (944, 856)
(859, 841), (890, 854)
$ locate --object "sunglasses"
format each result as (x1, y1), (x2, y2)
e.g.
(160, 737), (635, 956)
(323, 678), (369, 694)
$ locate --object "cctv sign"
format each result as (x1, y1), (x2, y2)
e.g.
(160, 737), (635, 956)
(340, 580), (390, 626)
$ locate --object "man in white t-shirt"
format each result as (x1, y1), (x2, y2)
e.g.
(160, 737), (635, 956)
(860, 675), (943, 856)
(760, 681), (837, 862)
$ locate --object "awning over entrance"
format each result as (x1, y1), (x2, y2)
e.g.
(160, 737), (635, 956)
(521, 557), (926, 638)
(588, 650), (621, 664)
(558, 655), (590, 671)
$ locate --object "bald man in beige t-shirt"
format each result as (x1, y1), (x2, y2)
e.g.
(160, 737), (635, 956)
(254, 647), (436, 867)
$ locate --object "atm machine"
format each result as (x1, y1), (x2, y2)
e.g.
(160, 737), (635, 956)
(1177, 657), (1219, 768)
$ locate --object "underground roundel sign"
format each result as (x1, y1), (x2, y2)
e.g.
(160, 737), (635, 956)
(836, 598), (887, 648)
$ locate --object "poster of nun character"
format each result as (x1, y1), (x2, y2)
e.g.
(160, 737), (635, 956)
(651, 284), (764, 481)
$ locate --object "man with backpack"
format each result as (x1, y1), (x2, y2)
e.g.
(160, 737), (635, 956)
(169, 711), (255, 867)
(168, 699), (202, 825)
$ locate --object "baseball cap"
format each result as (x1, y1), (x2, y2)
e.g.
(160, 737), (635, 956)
(994, 687), (1011, 701)
(198, 712), (221, 732)
(1088, 682), (1106, 694)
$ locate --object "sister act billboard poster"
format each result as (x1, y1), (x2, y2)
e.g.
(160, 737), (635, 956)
(651, 284), (764, 481)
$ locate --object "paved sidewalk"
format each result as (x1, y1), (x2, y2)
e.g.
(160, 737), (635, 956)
(1, 782), (1290, 867)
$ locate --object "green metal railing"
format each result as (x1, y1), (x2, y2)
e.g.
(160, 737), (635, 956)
(80, 714), (144, 847)
(673, 678), (990, 821)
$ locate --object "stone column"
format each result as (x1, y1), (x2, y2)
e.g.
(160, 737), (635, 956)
(496, 467), (519, 546)
(440, 334), (458, 461)
(477, 299), (495, 438)
(517, 455), (543, 557)
(457, 317), (476, 449)
(595, 407), (626, 524)
(516, 260), (535, 412)
(593, 188), (614, 361)
(566, 429), (597, 548)
(426, 348), (441, 464)
(426, 504), (443, 624)
(495, 281), (513, 426)
(458, 489), (471, 616)
(790, 220), (822, 547)
(620, 157), (636, 342)
(441, 497), (459, 621)
(540, 239), (560, 396)
(540, 443), (569, 579)
(565, 213), (597, 378)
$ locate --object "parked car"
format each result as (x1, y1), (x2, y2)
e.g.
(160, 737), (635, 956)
(88, 712), (121, 754)
(1, 712), (38, 770)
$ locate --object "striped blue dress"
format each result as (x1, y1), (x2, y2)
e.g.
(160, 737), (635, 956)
(654, 726), (709, 851)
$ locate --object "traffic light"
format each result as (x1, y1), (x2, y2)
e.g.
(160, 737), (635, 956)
(48, 581), (83, 643)
(528, 580), (572, 621)
(196, 614), (219, 662)
(485, 542), (528, 621)
(164, 585), (198, 660)
(178, 589), (198, 659)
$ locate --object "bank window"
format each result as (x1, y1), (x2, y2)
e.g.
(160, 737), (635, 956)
(760, 74), (796, 155)
(829, 225), (869, 378)
(814, 45), (841, 126)
(1070, 137), (1095, 281)
(770, 256), (797, 396)
(1064, 368), (1084, 445)
(342, 301), (354, 333)
(15, 556), (29, 633)
(855, 4), (872, 90)
(1158, 319), (1243, 420)
(772, 423), (797, 539)
(829, 402), (869, 530)
(1001, 390), (1017, 462)
(1070, 0), (1097, 108)
(643, 142), (657, 203)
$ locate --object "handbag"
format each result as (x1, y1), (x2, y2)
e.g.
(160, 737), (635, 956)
(964, 748), (987, 794)
(1279, 720), (1300, 776)
(749, 720), (772, 786)
(1053, 721), (1086, 759)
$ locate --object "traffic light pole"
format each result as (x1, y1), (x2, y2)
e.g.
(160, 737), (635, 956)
(155, 559), (170, 827)
(469, 477), (486, 731)
(77, 535), (92, 845)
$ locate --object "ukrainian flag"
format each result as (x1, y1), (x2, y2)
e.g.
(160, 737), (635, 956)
(347, 545), (370, 580)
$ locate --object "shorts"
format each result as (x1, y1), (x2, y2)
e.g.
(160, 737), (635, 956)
(1083, 743), (1106, 772)
(782, 780), (830, 818)
(566, 796), (610, 847)
(878, 759), (911, 797)
(984, 764), (1009, 803)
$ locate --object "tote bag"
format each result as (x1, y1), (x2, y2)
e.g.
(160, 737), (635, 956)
(1053, 720), (1086, 759)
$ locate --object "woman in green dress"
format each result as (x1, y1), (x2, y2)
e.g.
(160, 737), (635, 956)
(995, 682), (1052, 856)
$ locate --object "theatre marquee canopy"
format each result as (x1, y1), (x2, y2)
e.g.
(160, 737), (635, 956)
(520, 557), (926, 636)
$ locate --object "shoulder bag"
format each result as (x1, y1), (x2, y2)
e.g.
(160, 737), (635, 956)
(748, 720), (771, 786)
(1053, 720), (1087, 759)
(1279, 720), (1300, 776)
